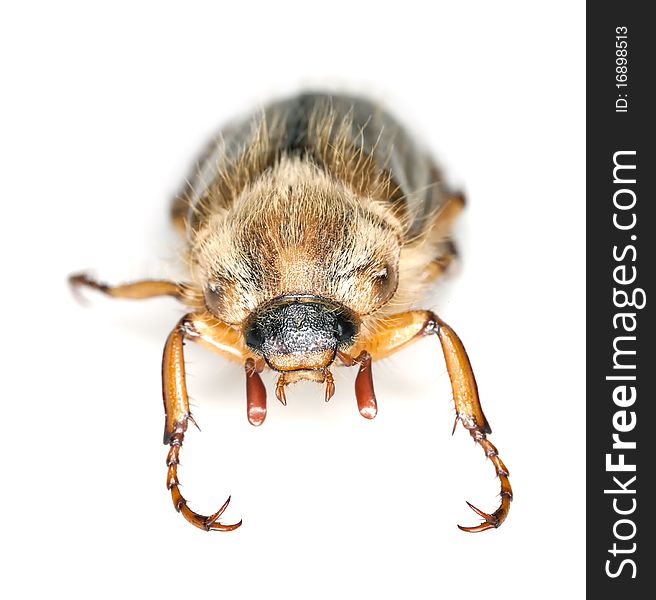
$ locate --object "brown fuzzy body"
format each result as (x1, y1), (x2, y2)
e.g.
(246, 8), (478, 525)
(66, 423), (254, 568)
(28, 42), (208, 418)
(70, 94), (513, 535)
(173, 93), (460, 344)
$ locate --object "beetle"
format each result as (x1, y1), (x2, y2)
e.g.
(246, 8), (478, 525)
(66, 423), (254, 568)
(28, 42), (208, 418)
(70, 93), (512, 532)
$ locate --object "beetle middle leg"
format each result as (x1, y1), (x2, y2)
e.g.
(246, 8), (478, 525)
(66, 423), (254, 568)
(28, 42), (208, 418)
(69, 273), (203, 306)
(420, 193), (464, 284)
(345, 310), (513, 532)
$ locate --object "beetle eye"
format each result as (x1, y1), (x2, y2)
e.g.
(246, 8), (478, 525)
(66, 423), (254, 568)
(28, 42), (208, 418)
(204, 279), (228, 316)
(371, 262), (397, 304)
(205, 281), (222, 301)
(244, 320), (265, 351)
(334, 313), (356, 344)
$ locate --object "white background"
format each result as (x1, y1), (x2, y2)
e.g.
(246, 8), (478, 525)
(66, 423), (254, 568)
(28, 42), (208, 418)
(1, 2), (585, 598)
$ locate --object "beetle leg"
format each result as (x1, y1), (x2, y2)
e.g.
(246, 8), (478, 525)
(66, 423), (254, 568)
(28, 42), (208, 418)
(348, 310), (512, 532)
(73, 272), (251, 527)
(69, 272), (203, 307)
(162, 314), (243, 531)
(422, 241), (458, 283)
(420, 193), (464, 283)
(432, 316), (513, 531)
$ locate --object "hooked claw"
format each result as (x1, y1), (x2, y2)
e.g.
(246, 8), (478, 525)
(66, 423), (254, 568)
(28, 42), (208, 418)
(458, 498), (510, 532)
(167, 431), (242, 532)
(455, 420), (513, 533)
(172, 489), (242, 532)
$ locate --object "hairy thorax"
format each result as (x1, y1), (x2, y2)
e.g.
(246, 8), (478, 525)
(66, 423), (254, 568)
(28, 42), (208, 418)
(191, 156), (402, 328)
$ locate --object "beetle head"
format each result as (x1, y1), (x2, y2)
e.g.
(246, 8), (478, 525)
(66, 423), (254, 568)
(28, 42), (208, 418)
(243, 295), (357, 372)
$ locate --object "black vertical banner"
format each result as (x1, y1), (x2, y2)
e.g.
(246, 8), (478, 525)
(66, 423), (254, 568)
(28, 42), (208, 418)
(587, 2), (655, 595)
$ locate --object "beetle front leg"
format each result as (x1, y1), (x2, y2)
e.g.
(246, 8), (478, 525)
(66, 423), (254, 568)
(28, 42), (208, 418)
(431, 316), (512, 532)
(162, 314), (242, 531)
(348, 310), (513, 532)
